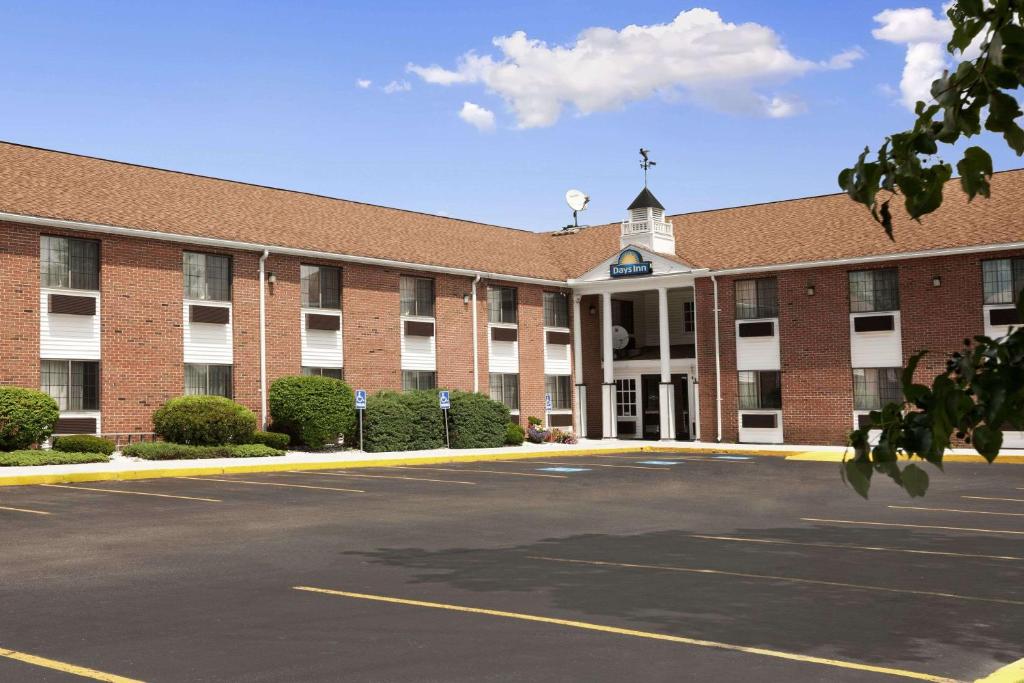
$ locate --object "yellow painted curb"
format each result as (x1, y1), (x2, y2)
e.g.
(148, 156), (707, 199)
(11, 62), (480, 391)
(975, 657), (1024, 683)
(786, 451), (1024, 464)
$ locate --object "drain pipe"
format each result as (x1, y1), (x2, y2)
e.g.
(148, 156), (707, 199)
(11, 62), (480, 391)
(712, 274), (723, 442)
(471, 273), (482, 393)
(258, 249), (270, 429)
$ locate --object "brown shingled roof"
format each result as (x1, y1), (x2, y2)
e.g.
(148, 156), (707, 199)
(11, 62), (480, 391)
(1, 141), (1022, 281)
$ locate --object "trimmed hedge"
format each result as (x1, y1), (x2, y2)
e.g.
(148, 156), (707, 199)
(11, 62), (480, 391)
(122, 442), (284, 460)
(53, 434), (116, 455)
(153, 395), (257, 446)
(448, 390), (511, 449)
(504, 422), (525, 446)
(363, 391), (415, 453)
(401, 390), (447, 450)
(0, 450), (109, 467)
(248, 431), (291, 450)
(269, 376), (355, 449)
(0, 387), (60, 451)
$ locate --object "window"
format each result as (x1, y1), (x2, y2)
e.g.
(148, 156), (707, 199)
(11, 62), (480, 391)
(399, 276), (435, 317)
(40, 236), (99, 290)
(183, 252), (231, 301)
(488, 286), (517, 324)
(545, 375), (571, 410)
(738, 370), (782, 410)
(402, 370), (436, 391)
(543, 292), (569, 328)
(301, 265), (341, 309)
(853, 368), (901, 410)
(185, 364), (232, 397)
(849, 268), (899, 313)
(616, 379), (637, 417)
(735, 278), (778, 319)
(683, 300), (695, 333)
(488, 373), (520, 411)
(982, 258), (1024, 305)
(302, 366), (343, 380)
(41, 360), (99, 411)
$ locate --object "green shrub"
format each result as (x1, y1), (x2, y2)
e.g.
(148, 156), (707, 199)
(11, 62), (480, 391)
(363, 391), (415, 453)
(53, 434), (116, 455)
(122, 442), (284, 460)
(0, 387), (60, 451)
(0, 450), (109, 466)
(504, 422), (525, 446)
(152, 395), (257, 446)
(248, 431), (291, 450)
(448, 391), (510, 449)
(527, 416), (543, 427)
(401, 389), (447, 450)
(269, 376), (355, 449)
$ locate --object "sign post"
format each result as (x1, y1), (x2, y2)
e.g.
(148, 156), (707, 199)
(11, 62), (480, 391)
(545, 392), (553, 429)
(355, 389), (367, 452)
(439, 390), (451, 448)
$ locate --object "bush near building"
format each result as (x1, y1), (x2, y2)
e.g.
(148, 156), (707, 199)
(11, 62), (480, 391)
(248, 431), (291, 450)
(269, 375), (355, 450)
(363, 391), (415, 453)
(448, 390), (511, 449)
(52, 434), (116, 455)
(122, 442), (284, 460)
(0, 450), (109, 467)
(400, 389), (447, 450)
(153, 395), (257, 446)
(0, 387), (60, 451)
(504, 422), (525, 446)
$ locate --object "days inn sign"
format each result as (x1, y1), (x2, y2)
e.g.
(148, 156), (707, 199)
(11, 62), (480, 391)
(609, 248), (653, 278)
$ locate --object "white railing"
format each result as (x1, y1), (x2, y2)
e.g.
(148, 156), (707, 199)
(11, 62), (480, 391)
(620, 219), (673, 236)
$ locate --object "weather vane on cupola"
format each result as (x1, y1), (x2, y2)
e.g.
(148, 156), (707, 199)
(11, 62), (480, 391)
(639, 148), (656, 187)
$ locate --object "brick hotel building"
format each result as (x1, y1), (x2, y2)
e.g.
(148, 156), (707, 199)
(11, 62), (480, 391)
(1, 142), (1022, 446)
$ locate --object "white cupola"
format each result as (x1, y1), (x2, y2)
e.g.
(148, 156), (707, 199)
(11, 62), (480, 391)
(620, 186), (675, 255)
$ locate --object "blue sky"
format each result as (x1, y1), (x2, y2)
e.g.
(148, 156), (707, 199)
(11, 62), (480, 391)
(1, 1), (1018, 231)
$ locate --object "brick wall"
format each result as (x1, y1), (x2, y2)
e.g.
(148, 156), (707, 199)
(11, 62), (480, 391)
(0, 221), (41, 387)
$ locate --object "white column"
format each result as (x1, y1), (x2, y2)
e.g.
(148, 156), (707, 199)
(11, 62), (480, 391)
(657, 287), (676, 441)
(601, 291), (617, 439)
(572, 294), (587, 437)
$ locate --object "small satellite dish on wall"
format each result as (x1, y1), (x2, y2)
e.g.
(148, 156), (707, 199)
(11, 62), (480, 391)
(566, 189), (590, 212)
(612, 325), (630, 350)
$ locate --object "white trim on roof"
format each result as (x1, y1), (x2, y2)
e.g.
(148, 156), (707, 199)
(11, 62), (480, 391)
(0, 211), (567, 287)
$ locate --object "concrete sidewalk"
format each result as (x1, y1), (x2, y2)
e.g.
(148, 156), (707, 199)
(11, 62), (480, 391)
(0, 439), (1020, 486)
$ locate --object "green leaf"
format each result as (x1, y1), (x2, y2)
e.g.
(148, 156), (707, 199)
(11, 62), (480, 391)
(842, 460), (873, 499)
(972, 424), (1003, 462)
(957, 146), (994, 200)
(900, 463), (930, 497)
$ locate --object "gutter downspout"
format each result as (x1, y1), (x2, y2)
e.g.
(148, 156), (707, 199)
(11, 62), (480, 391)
(258, 249), (270, 430)
(712, 274), (722, 442)
(471, 274), (482, 393)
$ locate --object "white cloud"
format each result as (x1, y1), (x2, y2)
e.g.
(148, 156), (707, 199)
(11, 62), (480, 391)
(407, 9), (859, 127)
(825, 47), (866, 70)
(356, 78), (372, 89)
(458, 101), (496, 131)
(382, 80), (412, 94)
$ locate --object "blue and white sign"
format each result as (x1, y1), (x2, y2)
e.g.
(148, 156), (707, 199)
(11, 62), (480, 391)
(610, 248), (653, 278)
(545, 393), (553, 411)
(355, 389), (367, 410)
(439, 390), (451, 410)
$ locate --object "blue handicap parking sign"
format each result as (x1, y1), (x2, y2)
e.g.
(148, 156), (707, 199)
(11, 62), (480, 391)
(545, 393), (553, 411)
(439, 390), (451, 410)
(355, 389), (367, 410)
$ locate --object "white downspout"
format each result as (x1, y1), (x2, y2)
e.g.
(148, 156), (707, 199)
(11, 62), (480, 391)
(258, 249), (269, 430)
(712, 275), (722, 442)
(471, 273), (482, 393)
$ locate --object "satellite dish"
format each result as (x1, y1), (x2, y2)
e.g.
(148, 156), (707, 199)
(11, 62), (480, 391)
(612, 325), (630, 350)
(565, 189), (590, 212)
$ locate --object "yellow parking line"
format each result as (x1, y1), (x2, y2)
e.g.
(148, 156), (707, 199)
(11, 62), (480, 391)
(382, 466), (567, 479)
(293, 586), (956, 682)
(177, 477), (365, 493)
(0, 505), (52, 516)
(40, 484), (220, 503)
(802, 517), (1024, 536)
(286, 471), (476, 485)
(889, 505), (1024, 517)
(0, 646), (143, 682)
(511, 460), (671, 470)
(689, 534), (1023, 561)
(530, 556), (1023, 607)
(963, 496), (1024, 504)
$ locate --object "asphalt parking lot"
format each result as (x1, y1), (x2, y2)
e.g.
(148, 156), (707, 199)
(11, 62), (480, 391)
(0, 453), (1021, 682)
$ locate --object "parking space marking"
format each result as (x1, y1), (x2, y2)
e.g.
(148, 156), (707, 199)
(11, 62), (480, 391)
(286, 471), (476, 485)
(802, 517), (1024, 536)
(383, 466), (567, 479)
(292, 586), (956, 682)
(0, 645), (143, 682)
(889, 505), (1024, 518)
(40, 484), (220, 503)
(512, 460), (670, 470)
(529, 556), (1024, 606)
(0, 505), (52, 516)
(963, 496), (1024, 504)
(177, 477), (365, 493)
(690, 534), (1023, 561)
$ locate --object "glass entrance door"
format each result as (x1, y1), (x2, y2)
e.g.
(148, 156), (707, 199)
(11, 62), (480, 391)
(640, 374), (661, 440)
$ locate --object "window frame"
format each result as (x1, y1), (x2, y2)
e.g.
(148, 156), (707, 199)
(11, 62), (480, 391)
(400, 276), (436, 318)
(545, 375), (571, 411)
(982, 258), (1024, 305)
(184, 363), (233, 398)
(183, 252), (232, 302)
(488, 286), (518, 325)
(300, 264), (341, 310)
(301, 366), (343, 380)
(737, 370), (782, 410)
(852, 367), (902, 411)
(848, 268), (900, 313)
(615, 379), (638, 417)
(402, 370), (437, 391)
(734, 278), (778, 320)
(41, 359), (100, 411)
(683, 300), (695, 333)
(40, 235), (100, 291)
(489, 373), (520, 412)
(543, 292), (569, 328)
